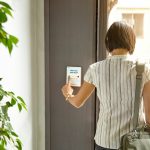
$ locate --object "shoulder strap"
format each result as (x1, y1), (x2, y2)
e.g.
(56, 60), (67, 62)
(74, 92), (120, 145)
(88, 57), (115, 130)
(133, 62), (145, 128)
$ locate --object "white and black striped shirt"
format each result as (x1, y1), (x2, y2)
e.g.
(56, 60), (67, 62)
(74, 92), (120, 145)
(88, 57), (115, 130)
(84, 55), (150, 149)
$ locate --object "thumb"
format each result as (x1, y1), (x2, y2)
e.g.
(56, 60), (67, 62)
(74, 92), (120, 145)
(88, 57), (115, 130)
(67, 80), (71, 87)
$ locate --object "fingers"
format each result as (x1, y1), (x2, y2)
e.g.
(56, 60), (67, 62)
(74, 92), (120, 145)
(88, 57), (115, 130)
(61, 87), (68, 98)
(61, 83), (73, 99)
(67, 82), (71, 89)
(61, 76), (74, 100)
(61, 85), (68, 97)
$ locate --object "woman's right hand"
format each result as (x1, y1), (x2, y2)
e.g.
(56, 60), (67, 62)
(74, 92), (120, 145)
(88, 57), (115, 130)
(61, 83), (74, 100)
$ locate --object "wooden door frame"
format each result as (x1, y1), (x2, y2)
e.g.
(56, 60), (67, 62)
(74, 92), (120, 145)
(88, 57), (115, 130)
(44, 0), (51, 149)
(95, 0), (108, 123)
(96, 0), (108, 61)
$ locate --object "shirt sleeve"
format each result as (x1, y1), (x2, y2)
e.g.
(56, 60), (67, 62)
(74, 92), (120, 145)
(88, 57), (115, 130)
(84, 65), (95, 85)
(143, 64), (150, 84)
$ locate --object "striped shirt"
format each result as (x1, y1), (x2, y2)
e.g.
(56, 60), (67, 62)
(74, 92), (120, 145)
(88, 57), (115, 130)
(84, 55), (150, 149)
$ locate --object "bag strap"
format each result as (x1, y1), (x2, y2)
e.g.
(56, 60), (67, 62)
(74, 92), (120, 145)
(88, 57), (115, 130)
(133, 62), (145, 128)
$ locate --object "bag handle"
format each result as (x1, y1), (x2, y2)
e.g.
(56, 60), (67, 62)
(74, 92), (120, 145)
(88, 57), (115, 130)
(133, 62), (145, 128)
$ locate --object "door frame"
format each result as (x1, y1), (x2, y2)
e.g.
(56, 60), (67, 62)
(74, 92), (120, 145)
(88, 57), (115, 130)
(95, 0), (108, 123)
(44, 0), (51, 149)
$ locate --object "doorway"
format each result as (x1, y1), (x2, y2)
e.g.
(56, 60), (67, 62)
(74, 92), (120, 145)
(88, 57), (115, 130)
(108, 0), (150, 60)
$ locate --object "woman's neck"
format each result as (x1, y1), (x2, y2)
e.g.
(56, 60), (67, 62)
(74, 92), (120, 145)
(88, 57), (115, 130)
(111, 48), (128, 56)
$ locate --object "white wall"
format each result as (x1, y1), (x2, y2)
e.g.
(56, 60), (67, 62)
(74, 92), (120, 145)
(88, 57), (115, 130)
(0, 0), (45, 150)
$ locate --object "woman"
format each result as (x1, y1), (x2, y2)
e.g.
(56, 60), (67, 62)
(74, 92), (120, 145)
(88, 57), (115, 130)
(61, 21), (150, 150)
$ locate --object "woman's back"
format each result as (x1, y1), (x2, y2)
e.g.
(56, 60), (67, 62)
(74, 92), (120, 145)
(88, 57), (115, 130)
(84, 55), (150, 149)
(61, 21), (150, 150)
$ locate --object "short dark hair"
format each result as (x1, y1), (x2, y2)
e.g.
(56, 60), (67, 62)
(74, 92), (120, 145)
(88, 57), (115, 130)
(105, 21), (136, 54)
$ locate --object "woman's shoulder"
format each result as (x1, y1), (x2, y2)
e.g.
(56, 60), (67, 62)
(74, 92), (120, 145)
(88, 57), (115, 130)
(89, 60), (106, 68)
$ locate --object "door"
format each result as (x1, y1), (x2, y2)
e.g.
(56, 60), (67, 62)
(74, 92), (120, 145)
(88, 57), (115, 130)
(44, 0), (108, 150)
